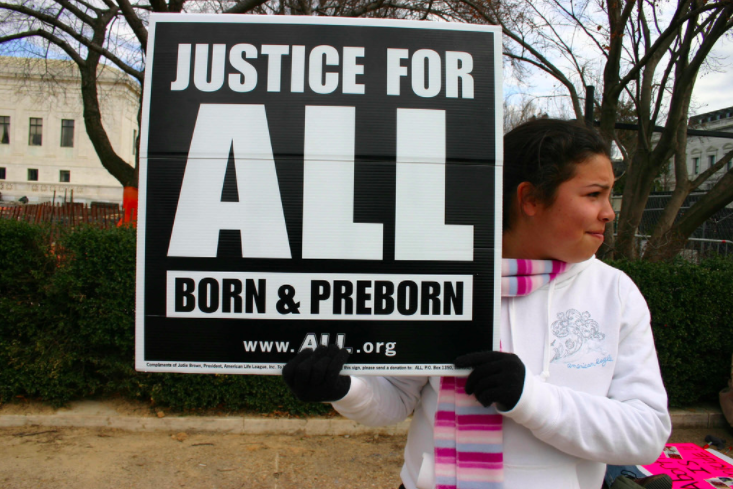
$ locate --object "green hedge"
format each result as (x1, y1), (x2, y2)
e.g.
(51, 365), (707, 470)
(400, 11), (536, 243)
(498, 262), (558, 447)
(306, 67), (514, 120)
(1, 219), (731, 409)
(610, 259), (733, 407)
(0, 220), (328, 415)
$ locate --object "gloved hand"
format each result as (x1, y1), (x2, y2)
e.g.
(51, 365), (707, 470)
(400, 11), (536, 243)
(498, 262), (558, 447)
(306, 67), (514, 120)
(282, 344), (351, 402)
(454, 351), (526, 410)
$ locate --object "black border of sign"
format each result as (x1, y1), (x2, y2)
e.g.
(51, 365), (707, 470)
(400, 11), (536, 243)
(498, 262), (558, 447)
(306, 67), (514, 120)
(135, 14), (504, 376)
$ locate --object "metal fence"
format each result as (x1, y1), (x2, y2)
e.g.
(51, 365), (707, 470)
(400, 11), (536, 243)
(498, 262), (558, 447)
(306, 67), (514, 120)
(615, 191), (733, 261)
(0, 201), (126, 243)
(637, 193), (733, 242)
(629, 234), (733, 262)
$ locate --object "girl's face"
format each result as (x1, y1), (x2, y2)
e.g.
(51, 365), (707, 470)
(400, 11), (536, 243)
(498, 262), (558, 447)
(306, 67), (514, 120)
(526, 154), (615, 263)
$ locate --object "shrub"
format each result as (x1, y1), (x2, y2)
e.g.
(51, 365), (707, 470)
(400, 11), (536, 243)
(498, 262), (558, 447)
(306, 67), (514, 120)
(0, 221), (59, 403)
(610, 258), (733, 407)
(0, 221), (329, 414)
(1, 219), (731, 410)
(139, 373), (330, 415)
(46, 226), (138, 396)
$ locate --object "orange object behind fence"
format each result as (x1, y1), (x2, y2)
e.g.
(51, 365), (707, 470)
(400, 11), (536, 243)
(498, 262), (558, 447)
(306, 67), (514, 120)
(118, 186), (138, 228)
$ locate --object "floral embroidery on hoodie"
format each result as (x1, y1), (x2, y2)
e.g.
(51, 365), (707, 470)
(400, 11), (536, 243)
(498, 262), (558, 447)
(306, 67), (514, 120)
(550, 309), (606, 363)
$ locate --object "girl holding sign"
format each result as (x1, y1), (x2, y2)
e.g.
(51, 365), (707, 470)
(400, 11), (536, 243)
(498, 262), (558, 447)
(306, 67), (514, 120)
(283, 119), (671, 489)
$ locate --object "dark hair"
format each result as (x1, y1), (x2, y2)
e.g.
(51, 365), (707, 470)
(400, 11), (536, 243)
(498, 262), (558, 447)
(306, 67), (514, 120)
(503, 118), (610, 230)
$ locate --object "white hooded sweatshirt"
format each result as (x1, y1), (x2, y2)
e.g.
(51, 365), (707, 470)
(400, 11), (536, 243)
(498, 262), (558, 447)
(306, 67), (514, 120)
(332, 257), (671, 489)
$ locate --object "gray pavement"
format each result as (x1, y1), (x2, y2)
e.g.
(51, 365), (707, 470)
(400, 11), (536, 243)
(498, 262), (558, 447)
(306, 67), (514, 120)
(0, 400), (410, 435)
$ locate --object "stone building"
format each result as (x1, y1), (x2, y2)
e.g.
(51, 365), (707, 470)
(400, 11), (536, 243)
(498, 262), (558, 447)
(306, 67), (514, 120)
(685, 106), (733, 190)
(657, 105), (733, 191)
(0, 56), (140, 205)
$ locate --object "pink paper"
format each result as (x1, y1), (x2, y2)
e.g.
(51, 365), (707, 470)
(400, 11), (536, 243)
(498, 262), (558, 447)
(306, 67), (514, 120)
(643, 443), (733, 488)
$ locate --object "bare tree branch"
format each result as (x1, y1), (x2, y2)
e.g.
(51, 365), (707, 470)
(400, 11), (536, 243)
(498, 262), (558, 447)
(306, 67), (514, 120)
(148, 0), (168, 12)
(54, 0), (97, 24)
(0, 1), (143, 80)
(115, 0), (147, 49)
(343, 0), (390, 18)
(613, 2), (723, 96)
(549, 0), (608, 57)
(225, 0), (271, 13)
(0, 29), (85, 65)
(454, 0), (583, 116)
(690, 148), (733, 191)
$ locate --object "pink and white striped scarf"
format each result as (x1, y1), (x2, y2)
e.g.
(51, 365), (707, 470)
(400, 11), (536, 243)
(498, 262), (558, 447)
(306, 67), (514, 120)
(434, 258), (568, 489)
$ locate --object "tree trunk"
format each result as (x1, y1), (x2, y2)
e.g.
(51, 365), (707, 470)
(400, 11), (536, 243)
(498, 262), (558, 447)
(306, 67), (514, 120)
(597, 221), (615, 260)
(79, 15), (137, 188)
(134, 88), (143, 184)
(642, 115), (691, 260)
(614, 147), (661, 259)
(642, 184), (689, 261)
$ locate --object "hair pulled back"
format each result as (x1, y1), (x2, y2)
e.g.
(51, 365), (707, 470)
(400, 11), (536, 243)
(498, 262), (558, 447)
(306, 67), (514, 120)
(503, 118), (610, 231)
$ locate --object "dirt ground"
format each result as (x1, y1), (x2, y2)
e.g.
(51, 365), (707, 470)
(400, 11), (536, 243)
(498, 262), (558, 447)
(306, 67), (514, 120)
(0, 428), (406, 489)
(0, 421), (731, 489)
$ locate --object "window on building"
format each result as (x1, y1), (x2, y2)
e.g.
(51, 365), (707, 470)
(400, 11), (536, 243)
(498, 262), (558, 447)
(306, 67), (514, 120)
(693, 157), (700, 174)
(709, 154), (716, 170)
(0, 116), (9, 144)
(0, 167), (5, 180)
(59, 170), (70, 183)
(132, 129), (138, 156)
(28, 168), (38, 181)
(60, 119), (74, 147)
(29, 118), (42, 146)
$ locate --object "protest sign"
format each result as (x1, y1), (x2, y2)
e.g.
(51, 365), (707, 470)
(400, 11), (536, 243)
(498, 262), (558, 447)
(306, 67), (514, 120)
(135, 15), (502, 375)
(641, 443), (733, 488)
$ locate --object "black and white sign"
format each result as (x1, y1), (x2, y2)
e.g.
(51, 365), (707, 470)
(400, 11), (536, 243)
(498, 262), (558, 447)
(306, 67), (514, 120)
(135, 15), (503, 375)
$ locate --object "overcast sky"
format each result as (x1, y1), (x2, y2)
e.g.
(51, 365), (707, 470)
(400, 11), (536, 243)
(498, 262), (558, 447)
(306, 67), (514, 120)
(691, 37), (733, 114)
(502, 21), (733, 119)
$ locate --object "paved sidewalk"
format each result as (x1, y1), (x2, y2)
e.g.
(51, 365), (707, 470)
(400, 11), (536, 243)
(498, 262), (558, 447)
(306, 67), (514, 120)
(1, 401), (730, 489)
(0, 400), (410, 435)
(669, 405), (729, 429)
(0, 400), (726, 434)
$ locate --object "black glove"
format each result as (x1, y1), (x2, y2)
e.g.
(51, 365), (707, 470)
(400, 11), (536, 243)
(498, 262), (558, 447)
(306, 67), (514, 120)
(282, 344), (351, 402)
(454, 351), (526, 410)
